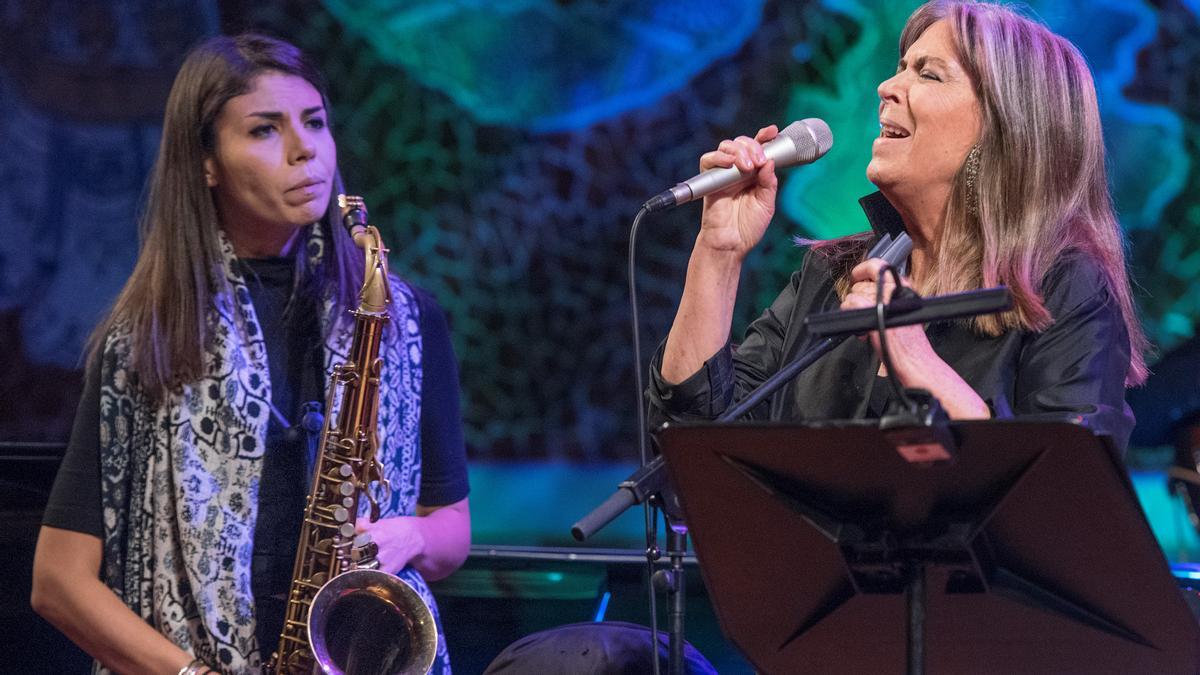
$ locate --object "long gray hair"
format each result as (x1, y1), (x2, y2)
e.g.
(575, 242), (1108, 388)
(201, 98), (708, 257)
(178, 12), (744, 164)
(827, 0), (1147, 385)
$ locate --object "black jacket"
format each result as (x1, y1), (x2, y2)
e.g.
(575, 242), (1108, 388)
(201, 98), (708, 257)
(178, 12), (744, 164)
(647, 192), (1135, 453)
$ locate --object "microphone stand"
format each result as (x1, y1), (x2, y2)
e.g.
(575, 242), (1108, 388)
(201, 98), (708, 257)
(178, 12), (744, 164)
(573, 286), (1012, 673)
(569, 331), (854, 675)
(653, 511), (688, 675)
(648, 335), (843, 675)
(570, 333), (844, 538)
(572, 233), (919, 675)
(573, 280), (1012, 538)
(572, 233), (917, 541)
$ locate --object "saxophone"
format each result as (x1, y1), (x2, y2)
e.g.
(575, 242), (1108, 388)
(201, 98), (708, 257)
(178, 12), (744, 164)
(268, 195), (438, 675)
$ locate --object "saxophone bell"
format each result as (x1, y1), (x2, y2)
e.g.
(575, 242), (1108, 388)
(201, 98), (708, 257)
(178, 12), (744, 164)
(308, 569), (439, 675)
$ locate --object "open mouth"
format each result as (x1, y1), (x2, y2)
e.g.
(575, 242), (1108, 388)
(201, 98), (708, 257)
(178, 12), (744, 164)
(879, 122), (910, 139)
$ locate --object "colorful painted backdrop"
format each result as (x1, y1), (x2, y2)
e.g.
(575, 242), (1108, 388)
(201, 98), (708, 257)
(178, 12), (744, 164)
(3, 0), (1199, 468)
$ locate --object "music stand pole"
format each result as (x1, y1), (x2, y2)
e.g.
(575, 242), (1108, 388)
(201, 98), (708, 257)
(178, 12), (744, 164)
(671, 530), (686, 675)
(651, 526), (687, 675)
(908, 561), (925, 675)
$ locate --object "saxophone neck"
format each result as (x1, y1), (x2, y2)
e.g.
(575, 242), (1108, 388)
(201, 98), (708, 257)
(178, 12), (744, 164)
(356, 227), (391, 314)
(338, 194), (392, 314)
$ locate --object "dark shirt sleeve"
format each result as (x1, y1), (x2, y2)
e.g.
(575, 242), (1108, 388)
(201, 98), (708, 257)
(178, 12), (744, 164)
(1010, 255), (1136, 453)
(647, 264), (807, 428)
(41, 353), (104, 537)
(413, 287), (470, 507)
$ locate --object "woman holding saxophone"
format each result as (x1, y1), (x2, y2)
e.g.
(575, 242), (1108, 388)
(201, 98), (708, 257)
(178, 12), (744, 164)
(31, 34), (470, 674)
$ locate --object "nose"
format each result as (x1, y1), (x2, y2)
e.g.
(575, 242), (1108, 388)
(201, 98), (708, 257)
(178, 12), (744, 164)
(287, 125), (316, 165)
(877, 71), (904, 106)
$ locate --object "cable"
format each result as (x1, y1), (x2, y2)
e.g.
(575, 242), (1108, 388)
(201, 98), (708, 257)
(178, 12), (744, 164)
(875, 264), (915, 411)
(626, 205), (663, 675)
(852, 352), (881, 420)
(628, 206), (651, 468)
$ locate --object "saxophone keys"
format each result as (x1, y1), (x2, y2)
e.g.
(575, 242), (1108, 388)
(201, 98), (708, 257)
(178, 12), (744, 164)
(351, 534), (380, 569)
(285, 650), (311, 670)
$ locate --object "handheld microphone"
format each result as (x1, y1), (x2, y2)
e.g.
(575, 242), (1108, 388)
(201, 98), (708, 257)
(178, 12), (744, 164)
(643, 118), (833, 212)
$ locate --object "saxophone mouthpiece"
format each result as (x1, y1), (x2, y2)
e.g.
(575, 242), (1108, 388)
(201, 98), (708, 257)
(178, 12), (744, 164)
(337, 194), (369, 242)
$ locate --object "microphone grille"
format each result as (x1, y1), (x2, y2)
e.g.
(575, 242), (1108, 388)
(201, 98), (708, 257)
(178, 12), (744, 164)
(780, 118), (833, 163)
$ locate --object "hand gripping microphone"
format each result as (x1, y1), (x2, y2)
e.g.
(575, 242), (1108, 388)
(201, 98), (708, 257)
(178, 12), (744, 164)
(642, 118), (834, 213)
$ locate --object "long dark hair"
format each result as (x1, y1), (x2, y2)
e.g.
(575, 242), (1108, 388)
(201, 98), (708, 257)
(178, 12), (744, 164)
(90, 34), (364, 398)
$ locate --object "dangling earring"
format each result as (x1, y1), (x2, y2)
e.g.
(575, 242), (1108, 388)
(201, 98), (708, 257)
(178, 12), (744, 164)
(964, 144), (981, 218)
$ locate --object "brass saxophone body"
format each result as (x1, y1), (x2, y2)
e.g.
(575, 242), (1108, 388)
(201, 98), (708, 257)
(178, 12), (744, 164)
(268, 195), (438, 675)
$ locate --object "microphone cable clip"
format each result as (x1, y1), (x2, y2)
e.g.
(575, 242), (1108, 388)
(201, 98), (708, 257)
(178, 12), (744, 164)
(880, 388), (957, 465)
(871, 259), (957, 465)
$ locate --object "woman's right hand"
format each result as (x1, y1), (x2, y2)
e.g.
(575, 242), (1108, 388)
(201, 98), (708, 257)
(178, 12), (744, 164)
(697, 125), (780, 258)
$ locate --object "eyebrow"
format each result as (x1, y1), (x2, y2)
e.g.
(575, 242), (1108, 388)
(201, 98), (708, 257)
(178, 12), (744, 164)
(245, 105), (326, 120)
(899, 55), (951, 71)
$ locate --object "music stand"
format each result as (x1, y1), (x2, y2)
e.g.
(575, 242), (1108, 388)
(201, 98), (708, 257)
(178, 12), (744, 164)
(656, 419), (1200, 674)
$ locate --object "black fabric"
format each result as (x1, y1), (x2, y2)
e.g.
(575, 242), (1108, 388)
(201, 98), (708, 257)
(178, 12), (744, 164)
(41, 350), (105, 538)
(413, 285), (470, 507)
(42, 261), (470, 658)
(647, 192), (1136, 453)
(858, 190), (907, 240)
(238, 255), (324, 657)
(483, 621), (718, 675)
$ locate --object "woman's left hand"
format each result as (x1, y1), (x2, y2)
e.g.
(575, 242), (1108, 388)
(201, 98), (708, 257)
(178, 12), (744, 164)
(356, 516), (426, 575)
(840, 258), (938, 382)
(840, 258), (991, 419)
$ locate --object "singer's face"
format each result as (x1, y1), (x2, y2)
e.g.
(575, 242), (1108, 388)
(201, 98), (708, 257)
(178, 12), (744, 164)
(204, 71), (337, 256)
(867, 20), (981, 204)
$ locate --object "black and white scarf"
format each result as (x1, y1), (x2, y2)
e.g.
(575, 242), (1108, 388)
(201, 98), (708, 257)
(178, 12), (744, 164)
(95, 225), (450, 673)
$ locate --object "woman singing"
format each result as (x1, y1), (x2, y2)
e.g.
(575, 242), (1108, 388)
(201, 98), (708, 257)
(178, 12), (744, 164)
(649, 0), (1145, 451)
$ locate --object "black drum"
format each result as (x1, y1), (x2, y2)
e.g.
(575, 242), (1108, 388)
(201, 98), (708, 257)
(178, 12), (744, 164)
(1172, 563), (1200, 620)
(1167, 427), (1200, 543)
(1127, 336), (1200, 550)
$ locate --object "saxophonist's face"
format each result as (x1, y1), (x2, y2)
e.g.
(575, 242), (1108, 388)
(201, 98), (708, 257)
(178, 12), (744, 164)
(204, 71), (337, 257)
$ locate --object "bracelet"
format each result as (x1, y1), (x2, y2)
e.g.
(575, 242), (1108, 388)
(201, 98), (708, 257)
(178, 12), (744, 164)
(177, 658), (208, 675)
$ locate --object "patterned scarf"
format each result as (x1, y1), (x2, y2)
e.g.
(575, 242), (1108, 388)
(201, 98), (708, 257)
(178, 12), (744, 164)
(95, 224), (450, 673)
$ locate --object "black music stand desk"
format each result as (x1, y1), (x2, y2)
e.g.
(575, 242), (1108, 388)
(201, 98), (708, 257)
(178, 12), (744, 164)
(656, 419), (1199, 674)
